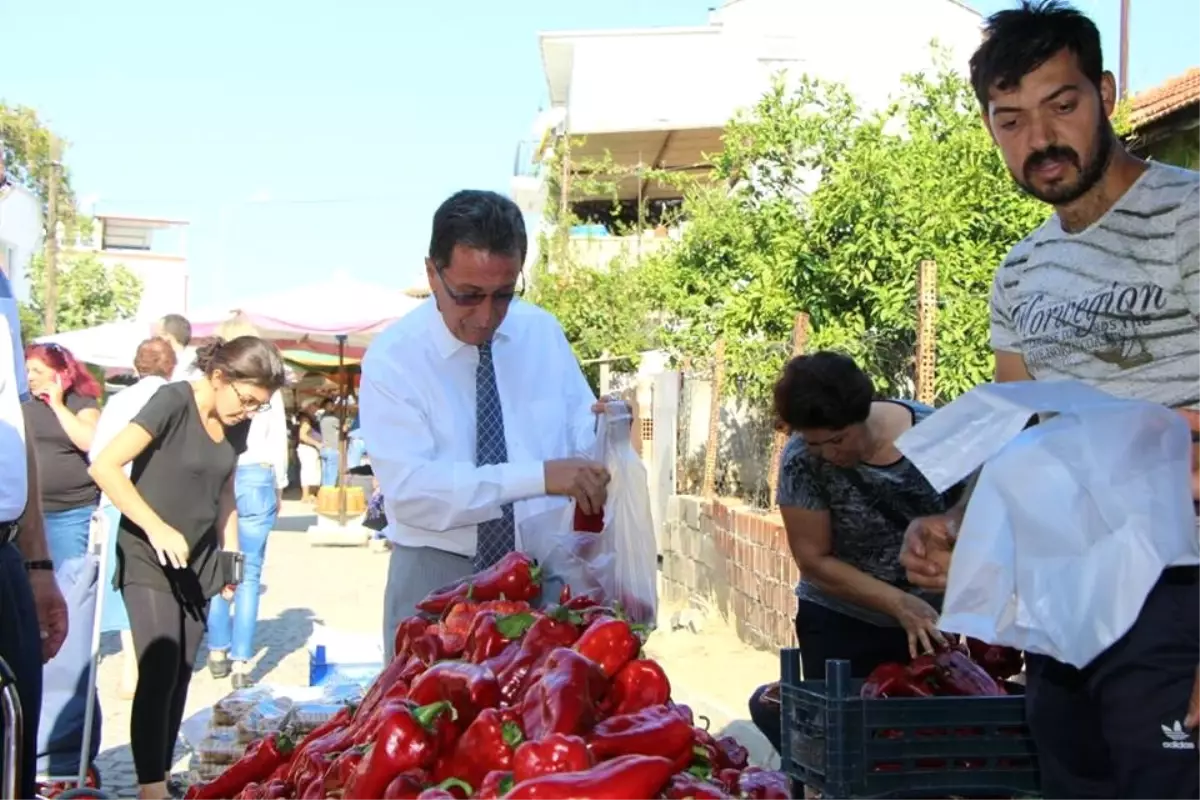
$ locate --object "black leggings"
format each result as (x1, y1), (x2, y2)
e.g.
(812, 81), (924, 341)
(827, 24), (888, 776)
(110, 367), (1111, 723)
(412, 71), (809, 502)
(123, 584), (207, 785)
(748, 600), (911, 755)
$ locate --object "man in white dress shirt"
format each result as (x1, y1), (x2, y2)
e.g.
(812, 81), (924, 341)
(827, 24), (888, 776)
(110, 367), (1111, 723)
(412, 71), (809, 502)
(360, 190), (610, 658)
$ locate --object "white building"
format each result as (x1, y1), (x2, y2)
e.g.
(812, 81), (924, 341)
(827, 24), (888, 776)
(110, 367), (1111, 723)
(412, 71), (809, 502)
(0, 174), (44, 300)
(513, 0), (984, 270)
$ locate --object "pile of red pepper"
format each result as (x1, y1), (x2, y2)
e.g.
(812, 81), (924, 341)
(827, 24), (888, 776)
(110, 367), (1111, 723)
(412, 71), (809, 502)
(861, 638), (1022, 699)
(186, 553), (788, 800)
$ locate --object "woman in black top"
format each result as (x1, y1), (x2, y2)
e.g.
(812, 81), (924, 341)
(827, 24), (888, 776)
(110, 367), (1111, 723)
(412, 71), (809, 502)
(89, 336), (286, 800)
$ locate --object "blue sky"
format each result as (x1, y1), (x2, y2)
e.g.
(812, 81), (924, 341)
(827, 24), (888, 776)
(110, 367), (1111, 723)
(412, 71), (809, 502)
(2, 0), (1197, 310)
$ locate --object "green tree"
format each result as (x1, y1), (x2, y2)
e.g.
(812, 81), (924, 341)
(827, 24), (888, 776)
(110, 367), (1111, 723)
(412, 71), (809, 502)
(654, 56), (1048, 405)
(19, 253), (142, 341)
(0, 103), (81, 235)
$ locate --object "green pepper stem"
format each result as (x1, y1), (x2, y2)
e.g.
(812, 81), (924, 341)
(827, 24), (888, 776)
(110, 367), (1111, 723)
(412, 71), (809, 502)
(435, 777), (474, 794)
(414, 700), (456, 729)
(501, 720), (524, 748)
(528, 563), (542, 585)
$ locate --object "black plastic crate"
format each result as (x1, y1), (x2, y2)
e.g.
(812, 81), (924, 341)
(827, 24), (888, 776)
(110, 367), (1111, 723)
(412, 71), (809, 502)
(780, 650), (1040, 799)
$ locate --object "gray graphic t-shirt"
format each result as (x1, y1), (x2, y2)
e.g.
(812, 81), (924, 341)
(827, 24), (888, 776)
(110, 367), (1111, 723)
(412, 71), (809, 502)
(990, 162), (1200, 408)
(776, 401), (958, 627)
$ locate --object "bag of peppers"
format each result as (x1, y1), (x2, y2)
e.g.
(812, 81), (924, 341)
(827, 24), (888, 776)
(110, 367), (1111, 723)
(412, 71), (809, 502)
(186, 553), (788, 799)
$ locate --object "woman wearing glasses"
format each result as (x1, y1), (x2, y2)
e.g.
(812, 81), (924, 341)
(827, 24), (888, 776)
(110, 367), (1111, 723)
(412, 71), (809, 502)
(89, 335), (286, 800)
(203, 320), (289, 688)
(23, 342), (103, 565)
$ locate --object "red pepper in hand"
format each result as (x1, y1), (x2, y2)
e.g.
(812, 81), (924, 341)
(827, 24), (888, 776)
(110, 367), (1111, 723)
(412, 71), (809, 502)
(417, 552), (543, 614)
(432, 707), (524, 789)
(495, 615), (581, 704)
(343, 700), (455, 799)
(607, 658), (671, 716)
(188, 731), (295, 800)
(512, 733), (592, 783)
(520, 647), (607, 741)
(381, 770), (429, 800)
(715, 735), (749, 771)
(966, 637), (1024, 682)
(408, 660), (502, 727)
(664, 773), (730, 799)
(934, 649), (1007, 696)
(505, 754), (675, 800)
(588, 705), (695, 763)
(860, 662), (935, 699)
(572, 616), (639, 678)
(737, 769), (791, 799)
(474, 770), (515, 800)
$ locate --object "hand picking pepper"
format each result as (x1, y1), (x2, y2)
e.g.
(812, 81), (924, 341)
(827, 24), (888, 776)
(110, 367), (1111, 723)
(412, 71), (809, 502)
(494, 615), (582, 703)
(512, 733), (592, 783)
(520, 647), (608, 741)
(408, 660), (502, 727)
(187, 731), (294, 800)
(572, 616), (639, 678)
(432, 707), (524, 789)
(664, 773), (730, 799)
(607, 658), (672, 716)
(504, 754), (676, 800)
(343, 700), (455, 799)
(860, 662), (935, 699)
(587, 704), (695, 763)
(934, 649), (1007, 696)
(474, 770), (515, 800)
(417, 552), (543, 614)
(736, 768), (791, 799)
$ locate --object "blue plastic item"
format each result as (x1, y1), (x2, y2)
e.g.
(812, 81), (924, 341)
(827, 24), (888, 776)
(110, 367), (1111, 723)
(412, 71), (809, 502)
(307, 644), (381, 687)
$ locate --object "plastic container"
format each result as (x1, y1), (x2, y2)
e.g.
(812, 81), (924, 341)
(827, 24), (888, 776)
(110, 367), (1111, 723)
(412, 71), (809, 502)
(307, 644), (381, 688)
(779, 650), (1040, 799)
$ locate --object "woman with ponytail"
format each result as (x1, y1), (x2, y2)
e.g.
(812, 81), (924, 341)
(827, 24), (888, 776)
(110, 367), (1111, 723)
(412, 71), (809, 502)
(89, 335), (286, 800)
(23, 342), (103, 565)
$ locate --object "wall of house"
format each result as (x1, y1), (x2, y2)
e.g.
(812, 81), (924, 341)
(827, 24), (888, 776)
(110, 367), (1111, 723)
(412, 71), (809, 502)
(660, 494), (798, 651)
(0, 185), (43, 300)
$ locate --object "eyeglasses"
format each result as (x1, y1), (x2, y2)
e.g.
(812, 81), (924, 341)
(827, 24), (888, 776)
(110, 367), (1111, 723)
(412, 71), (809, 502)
(434, 266), (524, 308)
(230, 383), (270, 414)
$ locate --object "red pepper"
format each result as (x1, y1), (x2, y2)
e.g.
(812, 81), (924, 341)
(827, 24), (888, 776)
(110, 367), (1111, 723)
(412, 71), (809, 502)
(234, 782), (263, 799)
(573, 503), (604, 533)
(322, 745), (367, 795)
(572, 616), (639, 678)
(512, 733), (592, 783)
(343, 700), (455, 799)
(934, 649), (1007, 696)
(607, 658), (671, 716)
(382, 770), (429, 799)
(260, 779), (289, 800)
(407, 660), (502, 727)
(474, 770), (515, 800)
(416, 778), (472, 799)
(188, 731), (295, 800)
(291, 749), (337, 796)
(966, 637), (1025, 682)
(288, 714), (353, 785)
(417, 552), (543, 614)
(714, 736), (749, 771)
(520, 647), (608, 741)
(298, 775), (325, 799)
(714, 768), (742, 793)
(587, 705), (695, 763)
(664, 773), (730, 799)
(394, 615), (432, 662)
(505, 754), (676, 800)
(860, 662), (935, 699)
(494, 615), (581, 704)
(432, 707), (524, 789)
(736, 769), (790, 799)
(669, 703), (696, 727)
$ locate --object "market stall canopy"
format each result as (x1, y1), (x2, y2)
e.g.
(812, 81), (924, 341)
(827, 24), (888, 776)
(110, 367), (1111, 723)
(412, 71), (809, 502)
(35, 320), (157, 370)
(191, 275), (427, 350)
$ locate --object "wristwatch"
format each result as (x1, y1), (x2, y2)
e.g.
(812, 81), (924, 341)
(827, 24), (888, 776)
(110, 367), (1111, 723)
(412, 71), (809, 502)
(24, 559), (54, 572)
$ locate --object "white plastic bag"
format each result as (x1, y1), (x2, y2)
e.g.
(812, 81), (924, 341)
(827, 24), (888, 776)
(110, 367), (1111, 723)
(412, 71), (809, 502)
(519, 402), (658, 625)
(895, 380), (1197, 668)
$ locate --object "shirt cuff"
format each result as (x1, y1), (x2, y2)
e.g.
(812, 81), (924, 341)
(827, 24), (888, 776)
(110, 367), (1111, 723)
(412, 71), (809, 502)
(502, 461), (546, 505)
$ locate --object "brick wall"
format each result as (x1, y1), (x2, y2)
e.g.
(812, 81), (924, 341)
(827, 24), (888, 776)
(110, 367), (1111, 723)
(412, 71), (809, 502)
(660, 495), (799, 651)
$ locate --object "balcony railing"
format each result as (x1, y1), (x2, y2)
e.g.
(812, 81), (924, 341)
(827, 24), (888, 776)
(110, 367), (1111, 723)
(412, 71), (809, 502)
(513, 140), (543, 179)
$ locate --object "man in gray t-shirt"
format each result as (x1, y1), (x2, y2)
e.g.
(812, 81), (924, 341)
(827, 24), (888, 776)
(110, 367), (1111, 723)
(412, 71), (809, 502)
(318, 399), (342, 487)
(900, 4), (1198, 798)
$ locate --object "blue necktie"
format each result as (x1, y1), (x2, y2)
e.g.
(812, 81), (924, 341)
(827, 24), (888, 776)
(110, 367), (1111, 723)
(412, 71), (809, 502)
(474, 341), (515, 570)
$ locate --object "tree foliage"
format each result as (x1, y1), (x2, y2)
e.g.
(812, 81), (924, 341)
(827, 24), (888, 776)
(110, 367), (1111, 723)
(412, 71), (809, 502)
(0, 103), (81, 236)
(19, 253), (143, 341)
(652, 58), (1048, 405)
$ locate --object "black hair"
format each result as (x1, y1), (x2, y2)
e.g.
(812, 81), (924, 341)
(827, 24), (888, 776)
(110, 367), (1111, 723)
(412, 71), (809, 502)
(159, 313), (192, 347)
(194, 335), (287, 392)
(969, 0), (1104, 109)
(428, 189), (527, 271)
(773, 351), (875, 431)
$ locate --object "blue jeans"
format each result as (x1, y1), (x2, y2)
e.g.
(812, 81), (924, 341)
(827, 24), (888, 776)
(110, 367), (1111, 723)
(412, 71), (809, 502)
(347, 436), (366, 470)
(206, 465), (279, 661)
(43, 503), (95, 566)
(320, 448), (339, 487)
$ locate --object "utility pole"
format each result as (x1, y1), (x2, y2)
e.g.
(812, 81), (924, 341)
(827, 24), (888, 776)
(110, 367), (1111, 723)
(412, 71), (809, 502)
(1119, 0), (1131, 100)
(43, 135), (62, 334)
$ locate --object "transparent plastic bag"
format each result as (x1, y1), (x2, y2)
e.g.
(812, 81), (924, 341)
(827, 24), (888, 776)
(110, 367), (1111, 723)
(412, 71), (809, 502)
(210, 687), (274, 727)
(520, 401), (657, 625)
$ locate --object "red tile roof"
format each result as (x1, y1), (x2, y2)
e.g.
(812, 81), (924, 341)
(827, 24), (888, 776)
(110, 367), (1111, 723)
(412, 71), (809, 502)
(1129, 67), (1200, 129)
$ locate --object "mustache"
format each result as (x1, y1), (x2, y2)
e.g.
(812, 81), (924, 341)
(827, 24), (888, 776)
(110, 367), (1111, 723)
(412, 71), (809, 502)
(1024, 146), (1081, 175)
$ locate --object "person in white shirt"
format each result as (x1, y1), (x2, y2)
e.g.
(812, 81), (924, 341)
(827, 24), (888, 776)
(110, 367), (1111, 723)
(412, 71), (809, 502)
(90, 337), (177, 698)
(360, 189), (611, 659)
(154, 313), (201, 382)
(203, 320), (290, 688)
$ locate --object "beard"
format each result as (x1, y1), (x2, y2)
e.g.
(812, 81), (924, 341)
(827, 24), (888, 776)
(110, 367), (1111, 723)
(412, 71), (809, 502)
(1014, 116), (1114, 205)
